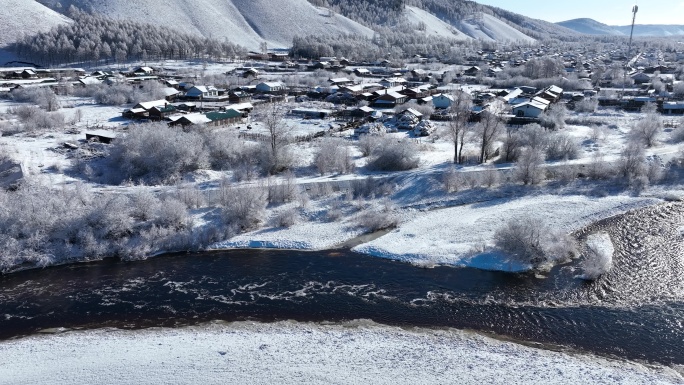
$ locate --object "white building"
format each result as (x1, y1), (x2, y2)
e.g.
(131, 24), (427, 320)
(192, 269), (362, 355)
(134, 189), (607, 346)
(186, 86), (218, 99)
(256, 82), (286, 93)
(512, 100), (548, 118)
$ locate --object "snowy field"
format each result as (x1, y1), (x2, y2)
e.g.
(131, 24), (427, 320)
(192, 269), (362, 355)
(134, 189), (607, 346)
(0, 321), (680, 385)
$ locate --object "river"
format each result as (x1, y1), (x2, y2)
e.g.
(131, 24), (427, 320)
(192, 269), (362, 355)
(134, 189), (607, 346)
(0, 202), (683, 366)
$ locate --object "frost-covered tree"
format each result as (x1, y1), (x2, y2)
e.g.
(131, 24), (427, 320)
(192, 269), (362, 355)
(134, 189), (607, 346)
(476, 111), (503, 164)
(630, 112), (662, 148)
(314, 137), (355, 175)
(254, 103), (294, 174)
(443, 91), (473, 164)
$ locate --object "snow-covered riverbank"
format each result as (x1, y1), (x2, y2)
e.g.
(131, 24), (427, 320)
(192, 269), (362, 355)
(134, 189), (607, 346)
(0, 321), (680, 385)
(209, 193), (661, 272)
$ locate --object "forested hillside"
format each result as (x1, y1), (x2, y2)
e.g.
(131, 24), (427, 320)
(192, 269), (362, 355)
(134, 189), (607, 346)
(307, 0), (578, 41)
(13, 8), (247, 66)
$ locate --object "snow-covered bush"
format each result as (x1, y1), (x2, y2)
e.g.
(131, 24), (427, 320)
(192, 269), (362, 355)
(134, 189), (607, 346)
(267, 172), (299, 204)
(617, 141), (647, 183)
(586, 153), (614, 180)
(358, 133), (385, 157)
(493, 216), (577, 267)
(0, 181), (198, 273)
(355, 200), (399, 231)
(442, 168), (465, 193)
(630, 115), (662, 148)
(110, 123), (209, 184)
(203, 129), (256, 171)
(366, 138), (420, 171)
(513, 148), (546, 185)
(351, 176), (396, 199)
(10, 88), (60, 111)
(220, 185), (268, 231)
(8, 105), (65, 131)
(539, 104), (567, 130)
(546, 133), (579, 161)
(577, 232), (614, 280)
(155, 197), (192, 230)
(314, 137), (355, 175)
(273, 208), (299, 228)
(574, 98), (598, 113)
(174, 183), (206, 209)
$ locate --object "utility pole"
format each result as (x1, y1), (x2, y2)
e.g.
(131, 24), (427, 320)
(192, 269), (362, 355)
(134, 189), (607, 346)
(622, 4), (639, 98)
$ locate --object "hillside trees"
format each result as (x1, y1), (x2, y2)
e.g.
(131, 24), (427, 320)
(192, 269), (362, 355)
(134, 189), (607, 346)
(13, 9), (246, 65)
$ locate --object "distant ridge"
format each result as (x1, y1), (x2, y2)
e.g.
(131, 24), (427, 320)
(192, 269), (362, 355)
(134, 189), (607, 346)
(557, 18), (684, 37)
(556, 18), (624, 36)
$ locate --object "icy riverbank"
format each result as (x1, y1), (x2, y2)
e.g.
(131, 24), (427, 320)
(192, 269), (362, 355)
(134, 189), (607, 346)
(0, 321), (680, 385)
(209, 194), (660, 272)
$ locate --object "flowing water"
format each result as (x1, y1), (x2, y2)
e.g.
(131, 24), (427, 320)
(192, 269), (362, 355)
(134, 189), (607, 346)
(0, 203), (683, 365)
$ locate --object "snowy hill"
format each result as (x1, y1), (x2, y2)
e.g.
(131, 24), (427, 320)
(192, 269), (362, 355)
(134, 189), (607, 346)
(558, 18), (684, 37)
(403, 7), (536, 43)
(404, 6), (470, 41)
(0, 0), (71, 47)
(36, 0), (373, 50)
(613, 24), (684, 37)
(456, 13), (536, 43)
(556, 18), (624, 36)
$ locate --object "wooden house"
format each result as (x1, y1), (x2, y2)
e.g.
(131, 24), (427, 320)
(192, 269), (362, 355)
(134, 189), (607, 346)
(373, 91), (407, 107)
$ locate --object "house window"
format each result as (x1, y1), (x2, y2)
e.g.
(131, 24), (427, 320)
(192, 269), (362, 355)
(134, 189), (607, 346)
(516, 110), (525, 117)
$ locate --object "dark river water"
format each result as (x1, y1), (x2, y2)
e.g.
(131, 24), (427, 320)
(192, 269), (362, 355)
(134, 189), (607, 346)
(1, 203), (683, 366)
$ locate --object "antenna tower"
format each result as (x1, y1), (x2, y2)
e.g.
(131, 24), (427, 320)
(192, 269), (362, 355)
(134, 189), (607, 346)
(621, 4), (639, 98)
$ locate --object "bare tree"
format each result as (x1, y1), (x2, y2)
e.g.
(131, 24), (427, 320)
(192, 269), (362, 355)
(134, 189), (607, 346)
(500, 126), (523, 162)
(618, 141), (647, 182)
(631, 114), (662, 148)
(477, 111), (503, 164)
(255, 103), (293, 174)
(443, 91), (473, 164)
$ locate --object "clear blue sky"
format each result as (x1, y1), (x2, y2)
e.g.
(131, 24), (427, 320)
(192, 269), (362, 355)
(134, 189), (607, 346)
(474, 0), (684, 25)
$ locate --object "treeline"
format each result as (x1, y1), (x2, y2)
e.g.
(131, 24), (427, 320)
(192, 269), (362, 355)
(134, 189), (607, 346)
(292, 31), (477, 61)
(12, 7), (247, 66)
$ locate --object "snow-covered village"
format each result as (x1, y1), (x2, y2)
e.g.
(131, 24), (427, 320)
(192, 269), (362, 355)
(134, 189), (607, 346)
(0, 1), (683, 384)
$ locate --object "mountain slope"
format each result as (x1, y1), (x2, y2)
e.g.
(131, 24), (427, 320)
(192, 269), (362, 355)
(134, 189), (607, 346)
(613, 24), (684, 37)
(0, 0), (71, 47)
(556, 18), (624, 36)
(404, 6), (469, 41)
(36, 0), (373, 50)
(455, 13), (536, 43)
(558, 18), (684, 37)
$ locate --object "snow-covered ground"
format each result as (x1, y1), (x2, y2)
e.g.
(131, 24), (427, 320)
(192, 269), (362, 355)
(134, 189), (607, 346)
(0, 321), (680, 385)
(2, 95), (682, 273)
(353, 195), (660, 271)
